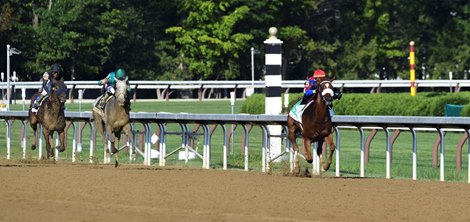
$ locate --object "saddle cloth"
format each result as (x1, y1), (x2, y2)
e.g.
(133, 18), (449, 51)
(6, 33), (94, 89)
(288, 100), (335, 124)
(92, 95), (113, 119)
(288, 100), (314, 124)
(31, 96), (49, 113)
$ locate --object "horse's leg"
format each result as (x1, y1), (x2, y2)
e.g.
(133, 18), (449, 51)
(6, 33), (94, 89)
(287, 117), (301, 175)
(93, 116), (108, 154)
(321, 133), (336, 172)
(123, 123), (135, 160)
(113, 131), (119, 167)
(106, 125), (117, 154)
(30, 121), (38, 150)
(288, 134), (301, 176)
(56, 130), (66, 152)
(113, 131), (122, 153)
(302, 137), (313, 164)
(42, 129), (53, 159)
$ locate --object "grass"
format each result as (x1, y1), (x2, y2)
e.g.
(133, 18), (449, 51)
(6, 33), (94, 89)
(1, 99), (469, 183)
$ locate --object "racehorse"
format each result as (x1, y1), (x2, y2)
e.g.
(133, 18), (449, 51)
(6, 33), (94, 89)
(29, 80), (67, 159)
(92, 77), (134, 167)
(287, 80), (335, 175)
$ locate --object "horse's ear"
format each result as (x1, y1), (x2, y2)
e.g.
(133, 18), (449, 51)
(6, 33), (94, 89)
(330, 77), (336, 82)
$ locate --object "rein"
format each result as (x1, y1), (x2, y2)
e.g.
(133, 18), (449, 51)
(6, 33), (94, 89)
(318, 81), (334, 104)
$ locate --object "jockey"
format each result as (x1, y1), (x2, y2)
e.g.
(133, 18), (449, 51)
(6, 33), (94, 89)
(49, 64), (63, 81)
(31, 64), (60, 112)
(290, 69), (342, 122)
(300, 69), (327, 104)
(302, 69), (343, 104)
(95, 68), (130, 110)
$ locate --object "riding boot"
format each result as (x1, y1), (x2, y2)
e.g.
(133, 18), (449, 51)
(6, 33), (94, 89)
(32, 95), (45, 113)
(300, 94), (314, 105)
(33, 94), (46, 109)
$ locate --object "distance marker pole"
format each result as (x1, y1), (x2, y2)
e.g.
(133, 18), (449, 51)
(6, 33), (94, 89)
(410, 41), (416, 96)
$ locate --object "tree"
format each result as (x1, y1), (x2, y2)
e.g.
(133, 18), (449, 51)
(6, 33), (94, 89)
(166, 0), (253, 80)
(2, 0), (470, 82)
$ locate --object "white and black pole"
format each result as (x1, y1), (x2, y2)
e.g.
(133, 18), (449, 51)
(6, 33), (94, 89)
(264, 27), (283, 164)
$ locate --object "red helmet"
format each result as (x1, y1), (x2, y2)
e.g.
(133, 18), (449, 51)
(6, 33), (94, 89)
(313, 69), (326, 78)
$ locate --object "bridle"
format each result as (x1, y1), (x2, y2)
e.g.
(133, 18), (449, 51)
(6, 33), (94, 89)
(318, 81), (334, 106)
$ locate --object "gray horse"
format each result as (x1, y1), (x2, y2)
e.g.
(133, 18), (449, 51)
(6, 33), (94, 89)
(92, 78), (134, 167)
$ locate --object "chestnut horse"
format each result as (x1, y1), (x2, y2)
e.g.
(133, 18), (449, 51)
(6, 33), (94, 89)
(287, 80), (335, 175)
(29, 80), (67, 159)
(92, 77), (134, 167)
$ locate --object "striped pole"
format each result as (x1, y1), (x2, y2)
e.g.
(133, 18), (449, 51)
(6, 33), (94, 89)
(264, 27), (283, 162)
(410, 41), (416, 96)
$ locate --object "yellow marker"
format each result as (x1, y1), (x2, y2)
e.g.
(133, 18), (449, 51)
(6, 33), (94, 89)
(409, 41), (416, 96)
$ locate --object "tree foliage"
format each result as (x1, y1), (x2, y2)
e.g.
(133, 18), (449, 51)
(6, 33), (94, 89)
(0, 0), (469, 82)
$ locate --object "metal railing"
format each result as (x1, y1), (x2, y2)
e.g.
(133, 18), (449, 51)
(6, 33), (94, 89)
(1, 111), (469, 183)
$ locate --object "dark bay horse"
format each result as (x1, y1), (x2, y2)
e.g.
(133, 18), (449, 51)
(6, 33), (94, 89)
(29, 80), (67, 159)
(287, 80), (335, 175)
(92, 78), (134, 167)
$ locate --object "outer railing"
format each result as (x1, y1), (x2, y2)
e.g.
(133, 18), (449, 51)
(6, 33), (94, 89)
(4, 79), (470, 89)
(1, 79), (470, 101)
(1, 111), (469, 183)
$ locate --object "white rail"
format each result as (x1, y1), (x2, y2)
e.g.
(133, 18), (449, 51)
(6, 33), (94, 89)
(2, 79), (470, 91)
(1, 111), (469, 183)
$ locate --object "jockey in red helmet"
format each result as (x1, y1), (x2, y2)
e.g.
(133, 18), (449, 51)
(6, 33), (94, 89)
(289, 69), (342, 123)
(301, 69), (327, 104)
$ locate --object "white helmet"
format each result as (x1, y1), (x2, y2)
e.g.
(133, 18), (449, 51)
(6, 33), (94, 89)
(43, 72), (49, 80)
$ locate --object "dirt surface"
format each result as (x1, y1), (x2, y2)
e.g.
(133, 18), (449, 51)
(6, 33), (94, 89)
(1, 160), (470, 222)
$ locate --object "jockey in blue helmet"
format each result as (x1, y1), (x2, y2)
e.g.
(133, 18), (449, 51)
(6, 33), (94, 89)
(31, 64), (61, 112)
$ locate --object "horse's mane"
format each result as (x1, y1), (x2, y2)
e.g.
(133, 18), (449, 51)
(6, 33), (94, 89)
(112, 78), (131, 112)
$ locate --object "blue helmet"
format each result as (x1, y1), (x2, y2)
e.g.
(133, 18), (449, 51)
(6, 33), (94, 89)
(50, 64), (60, 73)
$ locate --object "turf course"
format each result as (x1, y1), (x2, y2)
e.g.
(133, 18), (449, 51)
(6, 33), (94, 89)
(1, 99), (468, 182)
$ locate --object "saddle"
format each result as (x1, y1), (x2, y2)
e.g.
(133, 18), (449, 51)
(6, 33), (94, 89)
(31, 96), (49, 113)
(92, 95), (113, 118)
(289, 100), (315, 124)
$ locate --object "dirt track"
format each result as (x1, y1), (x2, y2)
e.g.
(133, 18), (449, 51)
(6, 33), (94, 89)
(0, 160), (469, 222)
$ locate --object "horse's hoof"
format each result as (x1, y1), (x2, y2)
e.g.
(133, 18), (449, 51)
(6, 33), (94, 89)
(304, 169), (312, 177)
(293, 166), (301, 176)
(306, 159), (313, 164)
(114, 160), (119, 168)
(31, 145), (36, 150)
(56, 146), (65, 152)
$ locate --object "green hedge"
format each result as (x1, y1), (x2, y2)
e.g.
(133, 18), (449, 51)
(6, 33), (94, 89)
(241, 92), (470, 116)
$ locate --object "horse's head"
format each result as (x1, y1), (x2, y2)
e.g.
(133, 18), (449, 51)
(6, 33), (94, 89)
(115, 77), (128, 106)
(52, 81), (67, 104)
(317, 80), (334, 106)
